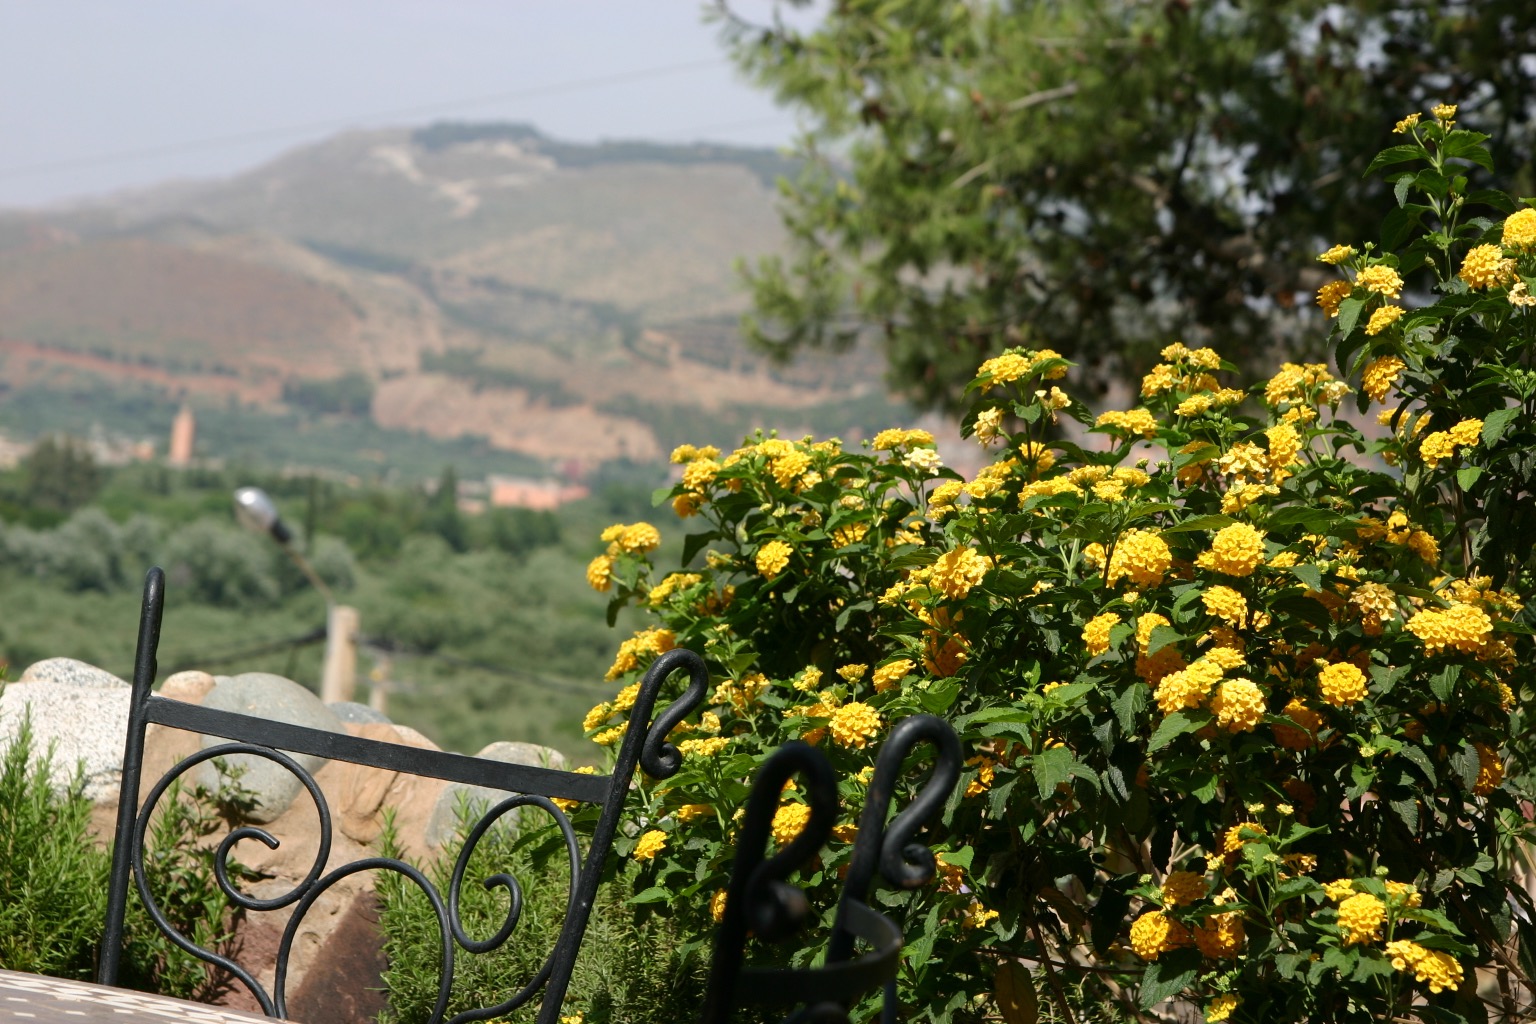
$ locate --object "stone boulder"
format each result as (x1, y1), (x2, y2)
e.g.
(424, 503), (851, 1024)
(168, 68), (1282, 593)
(159, 669), (217, 704)
(196, 673), (346, 823)
(327, 701), (390, 726)
(18, 657), (129, 689)
(0, 669), (130, 801)
(426, 741), (569, 848)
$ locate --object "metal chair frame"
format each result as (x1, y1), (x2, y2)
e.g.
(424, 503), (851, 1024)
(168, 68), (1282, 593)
(99, 566), (707, 1024)
(702, 715), (961, 1024)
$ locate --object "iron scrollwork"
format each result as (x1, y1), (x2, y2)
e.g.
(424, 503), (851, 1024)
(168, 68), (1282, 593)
(701, 714), (962, 1024)
(99, 567), (707, 1024)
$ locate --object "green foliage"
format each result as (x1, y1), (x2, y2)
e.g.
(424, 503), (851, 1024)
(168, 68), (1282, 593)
(423, 467), (467, 554)
(1324, 109), (1536, 590)
(0, 715), (109, 978)
(7, 434), (104, 523)
(281, 372), (375, 417)
(117, 767), (260, 1001)
(717, 0), (1536, 409)
(0, 441), (663, 755)
(161, 520), (286, 608)
(0, 379), (546, 484)
(0, 714), (248, 1000)
(578, 122), (1536, 1022)
(375, 806), (706, 1024)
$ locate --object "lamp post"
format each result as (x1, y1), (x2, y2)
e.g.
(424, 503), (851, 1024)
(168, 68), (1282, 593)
(233, 486), (362, 707)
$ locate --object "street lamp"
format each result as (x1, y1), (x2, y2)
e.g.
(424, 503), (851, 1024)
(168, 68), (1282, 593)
(233, 486), (364, 707)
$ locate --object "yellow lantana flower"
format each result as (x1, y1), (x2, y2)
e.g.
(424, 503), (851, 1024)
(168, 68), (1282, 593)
(829, 702), (882, 748)
(1503, 208), (1536, 250)
(1364, 304), (1405, 336)
(1196, 523), (1267, 577)
(633, 830), (667, 862)
(755, 540), (793, 579)
(1358, 264), (1404, 299)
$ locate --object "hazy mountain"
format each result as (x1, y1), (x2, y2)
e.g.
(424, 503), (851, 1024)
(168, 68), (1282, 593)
(0, 123), (902, 477)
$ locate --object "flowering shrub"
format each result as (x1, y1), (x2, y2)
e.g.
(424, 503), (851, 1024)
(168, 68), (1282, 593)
(579, 112), (1536, 1023)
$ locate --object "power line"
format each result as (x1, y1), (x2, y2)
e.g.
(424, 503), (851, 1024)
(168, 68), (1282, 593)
(0, 57), (730, 181)
(362, 636), (613, 699)
(159, 625), (327, 675)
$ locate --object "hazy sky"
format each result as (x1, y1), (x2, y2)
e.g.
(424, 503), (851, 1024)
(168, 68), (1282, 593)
(0, 2), (808, 209)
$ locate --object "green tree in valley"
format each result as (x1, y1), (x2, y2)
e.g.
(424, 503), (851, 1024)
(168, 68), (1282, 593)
(716, 0), (1536, 409)
(424, 466), (467, 553)
(18, 435), (103, 517)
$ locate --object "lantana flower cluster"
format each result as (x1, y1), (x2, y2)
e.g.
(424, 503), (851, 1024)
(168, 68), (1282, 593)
(574, 112), (1533, 1024)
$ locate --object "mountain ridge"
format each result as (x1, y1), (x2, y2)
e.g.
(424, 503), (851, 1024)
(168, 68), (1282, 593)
(0, 122), (906, 478)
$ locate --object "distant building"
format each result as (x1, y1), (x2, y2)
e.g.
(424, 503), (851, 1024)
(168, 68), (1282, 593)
(168, 406), (195, 466)
(0, 434), (29, 470)
(487, 475), (589, 510)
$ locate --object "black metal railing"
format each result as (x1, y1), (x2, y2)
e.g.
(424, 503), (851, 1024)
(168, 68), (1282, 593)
(702, 714), (961, 1024)
(99, 566), (707, 1024)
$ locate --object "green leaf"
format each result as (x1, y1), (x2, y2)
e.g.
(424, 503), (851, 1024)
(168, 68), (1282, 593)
(1346, 763), (1375, 801)
(919, 678), (962, 715)
(1149, 710), (1205, 752)
(1146, 624), (1183, 657)
(1029, 746), (1098, 800)
(1414, 932), (1478, 956)
(1398, 743), (1437, 785)
(1322, 945), (1358, 976)
(1482, 407), (1520, 446)
(1266, 506), (1349, 533)
(1430, 664), (1462, 702)
(1442, 130), (1495, 171)
(1289, 563), (1323, 592)
(1111, 683), (1146, 734)
(942, 846), (975, 870)
(630, 886), (674, 904)
(958, 707), (1036, 727)
(1337, 296), (1365, 338)
(1137, 952), (1200, 1009)
(835, 599), (873, 632)
(1190, 772), (1220, 804)
(1369, 664), (1411, 697)
(1364, 144), (1426, 177)
(1274, 877), (1317, 902)
(1352, 953), (1396, 982)
(1158, 513), (1234, 534)
(1456, 466), (1484, 490)
(1452, 743), (1481, 792)
(1274, 952), (1307, 979)
(1415, 166), (1449, 200)
(1465, 188), (1515, 214)
(1170, 446), (1220, 472)
(987, 774), (1020, 820)
(681, 529), (720, 568)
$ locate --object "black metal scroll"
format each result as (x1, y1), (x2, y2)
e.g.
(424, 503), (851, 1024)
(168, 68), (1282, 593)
(98, 567), (706, 1024)
(700, 714), (961, 1024)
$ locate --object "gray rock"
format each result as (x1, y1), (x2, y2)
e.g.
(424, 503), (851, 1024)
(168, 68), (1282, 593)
(0, 683), (131, 801)
(18, 657), (129, 689)
(475, 741), (568, 772)
(328, 701), (391, 726)
(426, 741), (570, 848)
(197, 672), (346, 823)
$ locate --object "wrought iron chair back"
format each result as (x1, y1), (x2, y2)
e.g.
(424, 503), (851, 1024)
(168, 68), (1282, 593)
(98, 567), (707, 1024)
(701, 714), (961, 1024)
